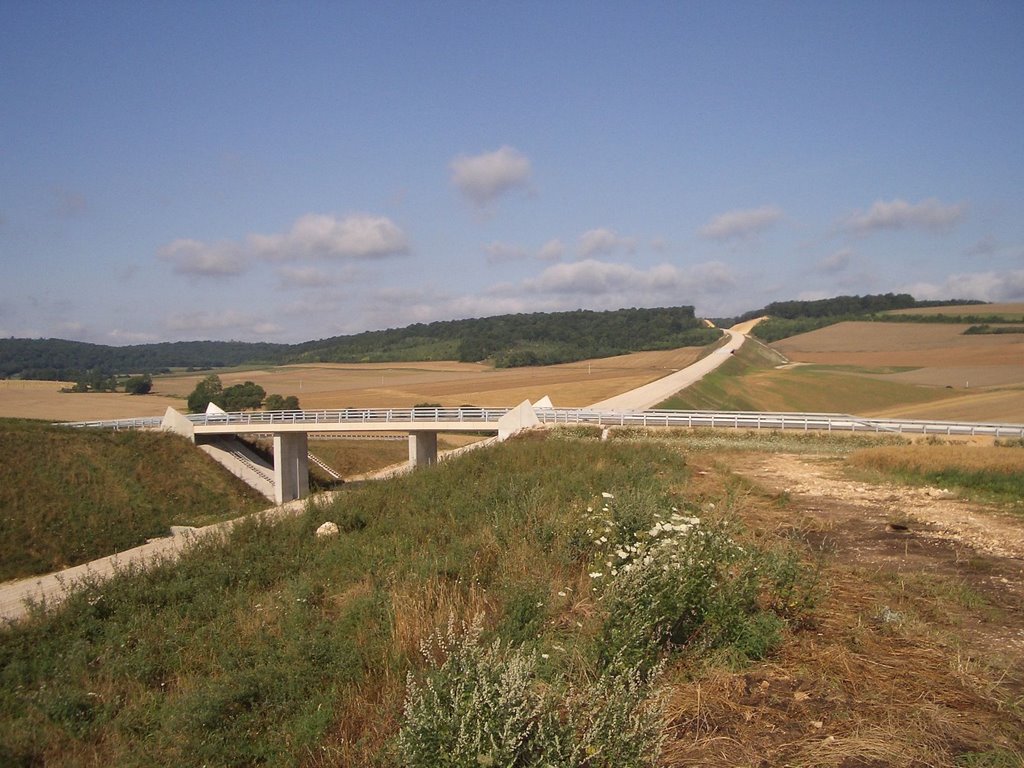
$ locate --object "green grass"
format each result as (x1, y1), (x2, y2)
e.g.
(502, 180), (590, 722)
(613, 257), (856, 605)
(0, 437), (816, 767)
(0, 419), (267, 580)
(657, 343), (951, 415)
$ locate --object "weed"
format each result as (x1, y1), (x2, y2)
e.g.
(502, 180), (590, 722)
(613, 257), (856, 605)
(397, 616), (663, 768)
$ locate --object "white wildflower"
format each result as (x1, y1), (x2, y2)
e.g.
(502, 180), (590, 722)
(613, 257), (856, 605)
(602, 492), (614, 499)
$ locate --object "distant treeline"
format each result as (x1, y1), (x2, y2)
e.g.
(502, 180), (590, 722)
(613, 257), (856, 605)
(711, 294), (990, 343)
(0, 338), (290, 380)
(292, 307), (718, 368)
(1, 306), (718, 379)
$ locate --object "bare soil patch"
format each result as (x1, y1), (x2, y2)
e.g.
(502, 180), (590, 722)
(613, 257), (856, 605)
(656, 449), (1024, 766)
(729, 451), (1024, 677)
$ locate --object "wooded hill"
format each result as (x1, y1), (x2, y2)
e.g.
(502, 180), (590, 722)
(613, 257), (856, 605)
(1, 306), (716, 379)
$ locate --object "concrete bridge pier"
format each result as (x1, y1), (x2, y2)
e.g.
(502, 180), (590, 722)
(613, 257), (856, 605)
(408, 431), (438, 467)
(273, 432), (309, 504)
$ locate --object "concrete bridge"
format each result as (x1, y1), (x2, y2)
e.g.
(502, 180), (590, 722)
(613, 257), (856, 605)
(67, 398), (1024, 505)
(157, 400), (544, 503)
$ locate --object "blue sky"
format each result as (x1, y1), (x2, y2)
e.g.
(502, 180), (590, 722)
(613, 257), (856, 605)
(2, 1), (1022, 344)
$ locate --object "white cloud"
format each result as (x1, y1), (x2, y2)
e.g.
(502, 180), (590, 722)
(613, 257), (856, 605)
(578, 228), (635, 258)
(700, 205), (783, 240)
(816, 248), (854, 274)
(450, 145), (532, 206)
(159, 238), (248, 277)
(165, 309), (274, 336)
(276, 266), (336, 288)
(537, 238), (565, 261)
(485, 238), (566, 264)
(520, 258), (737, 301)
(905, 270), (1024, 303)
(843, 198), (967, 234)
(484, 242), (531, 264)
(249, 213), (408, 260)
(159, 213), (408, 278)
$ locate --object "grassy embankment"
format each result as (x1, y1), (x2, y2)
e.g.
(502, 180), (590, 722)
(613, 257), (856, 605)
(658, 338), (955, 414)
(0, 419), (267, 581)
(2, 430), (1022, 766)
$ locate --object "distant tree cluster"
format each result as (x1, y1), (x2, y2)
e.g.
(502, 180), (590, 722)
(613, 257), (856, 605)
(123, 374), (153, 395)
(63, 371), (119, 394)
(185, 375), (300, 413)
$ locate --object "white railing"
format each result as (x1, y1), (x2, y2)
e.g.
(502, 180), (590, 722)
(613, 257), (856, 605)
(536, 408), (1024, 439)
(61, 407), (1024, 440)
(189, 406), (512, 427)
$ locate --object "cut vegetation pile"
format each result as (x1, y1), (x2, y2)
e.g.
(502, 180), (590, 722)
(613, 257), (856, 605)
(0, 419), (266, 581)
(2, 430), (1021, 766)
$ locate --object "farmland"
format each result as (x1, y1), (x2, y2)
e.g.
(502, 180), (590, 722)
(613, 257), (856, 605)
(0, 346), (706, 422)
(768, 319), (1024, 422)
(3, 309), (1024, 765)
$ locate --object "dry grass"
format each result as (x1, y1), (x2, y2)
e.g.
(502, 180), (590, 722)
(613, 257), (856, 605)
(659, 576), (1023, 768)
(850, 443), (1024, 477)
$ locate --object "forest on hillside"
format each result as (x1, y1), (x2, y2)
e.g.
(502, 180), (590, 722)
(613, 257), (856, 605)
(1, 306), (716, 380)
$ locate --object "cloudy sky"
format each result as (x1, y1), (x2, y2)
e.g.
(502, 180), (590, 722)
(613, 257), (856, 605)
(2, 1), (1022, 344)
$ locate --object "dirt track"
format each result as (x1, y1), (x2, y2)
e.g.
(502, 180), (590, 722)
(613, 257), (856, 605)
(728, 452), (1024, 682)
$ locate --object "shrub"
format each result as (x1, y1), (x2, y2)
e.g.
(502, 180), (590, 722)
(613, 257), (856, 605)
(397, 616), (663, 768)
(586, 494), (808, 671)
(123, 374), (153, 395)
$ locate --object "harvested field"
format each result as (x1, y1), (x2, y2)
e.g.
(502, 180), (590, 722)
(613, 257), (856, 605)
(0, 346), (708, 422)
(884, 302), (1024, 320)
(154, 348), (707, 410)
(0, 380), (185, 422)
(772, 321), (1024, 370)
(771, 322), (1024, 421)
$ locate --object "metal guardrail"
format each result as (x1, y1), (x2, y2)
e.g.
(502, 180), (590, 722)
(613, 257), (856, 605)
(61, 407), (1024, 439)
(536, 408), (1024, 439)
(60, 407), (513, 431)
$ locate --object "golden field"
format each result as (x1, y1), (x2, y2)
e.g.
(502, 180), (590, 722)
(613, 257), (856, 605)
(769, 320), (1024, 422)
(3, 313), (1023, 424)
(0, 347), (705, 422)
